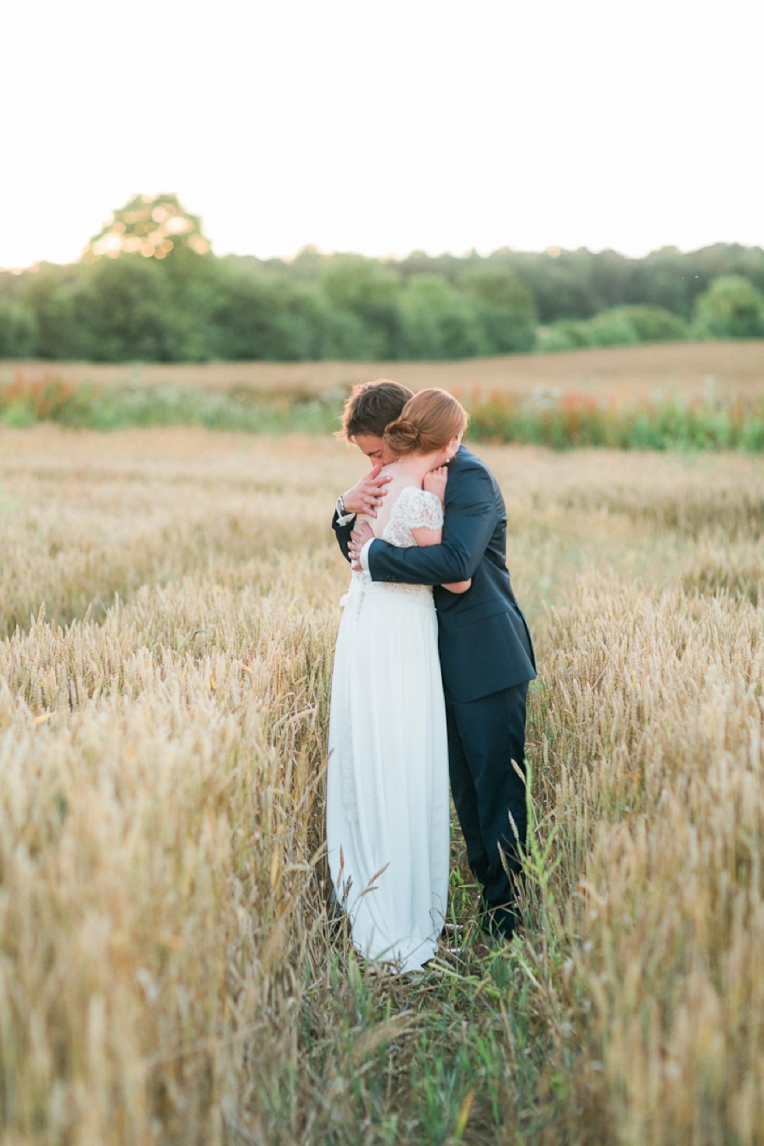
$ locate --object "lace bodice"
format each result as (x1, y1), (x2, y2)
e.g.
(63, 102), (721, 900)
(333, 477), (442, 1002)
(344, 485), (443, 604)
(381, 485), (443, 547)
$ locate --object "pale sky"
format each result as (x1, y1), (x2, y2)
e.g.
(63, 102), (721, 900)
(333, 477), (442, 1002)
(1, 0), (763, 270)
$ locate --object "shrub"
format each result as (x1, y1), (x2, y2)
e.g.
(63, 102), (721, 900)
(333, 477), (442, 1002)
(693, 274), (764, 339)
(585, 309), (640, 347)
(0, 302), (37, 358)
(537, 321), (593, 352)
(538, 305), (689, 352)
(614, 305), (688, 342)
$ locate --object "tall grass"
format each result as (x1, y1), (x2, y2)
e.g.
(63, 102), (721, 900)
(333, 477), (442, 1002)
(0, 372), (344, 434)
(4, 370), (764, 451)
(523, 578), (764, 1144)
(464, 390), (764, 451)
(0, 429), (763, 1143)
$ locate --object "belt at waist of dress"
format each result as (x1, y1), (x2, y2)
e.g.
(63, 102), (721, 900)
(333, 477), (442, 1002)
(340, 574), (434, 614)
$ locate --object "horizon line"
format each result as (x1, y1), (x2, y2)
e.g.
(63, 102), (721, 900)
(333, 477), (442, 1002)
(3, 238), (764, 276)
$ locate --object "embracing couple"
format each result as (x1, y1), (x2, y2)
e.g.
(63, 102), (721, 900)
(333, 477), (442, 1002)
(328, 380), (536, 972)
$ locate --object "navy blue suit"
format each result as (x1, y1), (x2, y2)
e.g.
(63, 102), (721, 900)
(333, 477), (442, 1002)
(332, 445), (536, 937)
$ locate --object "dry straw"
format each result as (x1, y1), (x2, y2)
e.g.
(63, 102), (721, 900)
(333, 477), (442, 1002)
(0, 425), (763, 1144)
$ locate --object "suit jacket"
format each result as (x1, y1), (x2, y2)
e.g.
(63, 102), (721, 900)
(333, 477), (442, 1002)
(331, 445), (536, 703)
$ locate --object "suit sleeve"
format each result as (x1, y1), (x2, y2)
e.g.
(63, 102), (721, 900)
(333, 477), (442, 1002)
(332, 510), (354, 563)
(368, 469), (495, 585)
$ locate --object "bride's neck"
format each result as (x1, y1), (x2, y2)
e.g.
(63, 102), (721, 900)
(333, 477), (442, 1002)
(393, 453), (441, 482)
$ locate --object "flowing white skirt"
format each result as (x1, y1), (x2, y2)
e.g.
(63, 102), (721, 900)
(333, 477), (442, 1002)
(326, 573), (450, 973)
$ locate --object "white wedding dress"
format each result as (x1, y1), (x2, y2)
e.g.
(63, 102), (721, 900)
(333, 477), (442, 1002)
(327, 485), (451, 973)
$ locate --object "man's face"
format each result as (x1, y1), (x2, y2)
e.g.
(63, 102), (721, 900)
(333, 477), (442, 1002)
(354, 433), (397, 468)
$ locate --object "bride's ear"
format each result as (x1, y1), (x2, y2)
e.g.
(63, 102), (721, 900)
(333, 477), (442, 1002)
(447, 432), (462, 457)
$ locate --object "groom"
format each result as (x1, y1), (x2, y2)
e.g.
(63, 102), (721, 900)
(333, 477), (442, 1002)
(332, 379), (536, 940)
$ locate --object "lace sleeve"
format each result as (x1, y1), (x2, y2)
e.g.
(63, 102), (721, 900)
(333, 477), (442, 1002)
(399, 486), (444, 532)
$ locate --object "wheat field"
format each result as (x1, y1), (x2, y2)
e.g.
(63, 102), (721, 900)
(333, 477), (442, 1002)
(1, 425), (763, 1145)
(4, 339), (764, 404)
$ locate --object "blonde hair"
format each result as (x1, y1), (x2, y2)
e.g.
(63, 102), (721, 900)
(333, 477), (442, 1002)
(384, 389), (468, 456)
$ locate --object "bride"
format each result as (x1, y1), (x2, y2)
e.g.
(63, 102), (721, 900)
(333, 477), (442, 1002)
(327, 388), (470, 973)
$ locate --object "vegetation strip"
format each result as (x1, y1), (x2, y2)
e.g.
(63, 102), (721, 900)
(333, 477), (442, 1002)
(3, 371), (764, 451)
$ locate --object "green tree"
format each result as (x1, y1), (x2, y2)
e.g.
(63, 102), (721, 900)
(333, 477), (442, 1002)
(318, 256), (402, 358)
(9, 196), (764, 366)
(205, 263), (322, 360)
(460, 267), (537, 353)
(19, 266), (85, 359)
(506, 248), (607, 321)
(0, 302), (37, 357)
(399, 275), (487, 359)
(77, 256), (183, 361)
(693, 275), (764, 339)
(83, 193), (212, 263)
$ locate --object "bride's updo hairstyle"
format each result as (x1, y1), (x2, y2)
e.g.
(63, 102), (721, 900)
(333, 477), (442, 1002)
(384, 388), (468, 456)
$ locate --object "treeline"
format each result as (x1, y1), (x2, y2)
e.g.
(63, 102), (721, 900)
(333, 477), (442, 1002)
(2, 195), (764, 362)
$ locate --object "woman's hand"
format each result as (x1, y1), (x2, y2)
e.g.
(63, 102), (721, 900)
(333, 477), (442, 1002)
(442, 578), (471, 594)
(423, 465), (448, 507)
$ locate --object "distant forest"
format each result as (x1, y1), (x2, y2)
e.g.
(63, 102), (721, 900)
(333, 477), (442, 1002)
(2, 195), (764, 363)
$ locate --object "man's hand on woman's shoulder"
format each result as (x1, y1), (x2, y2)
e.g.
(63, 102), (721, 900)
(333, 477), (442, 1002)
(341, 464), (392, 518)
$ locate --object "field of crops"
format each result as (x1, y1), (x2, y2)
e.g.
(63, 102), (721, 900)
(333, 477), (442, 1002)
(4, 339), (764, 402)
(1, 425), (764, 1145)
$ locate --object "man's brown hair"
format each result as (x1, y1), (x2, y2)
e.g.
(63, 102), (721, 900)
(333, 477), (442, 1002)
(339, 379), (414, 440)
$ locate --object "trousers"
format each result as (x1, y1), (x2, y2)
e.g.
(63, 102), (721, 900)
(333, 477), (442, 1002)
(445, 681), (529, 937)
